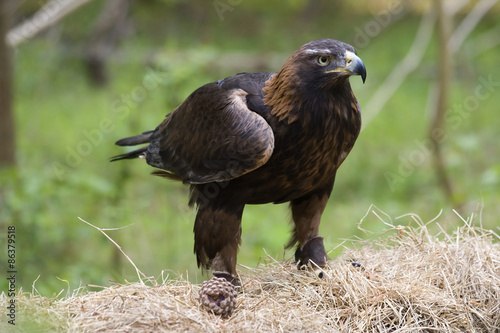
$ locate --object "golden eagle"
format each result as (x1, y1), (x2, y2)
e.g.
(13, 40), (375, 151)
(112, 39), (366, 285)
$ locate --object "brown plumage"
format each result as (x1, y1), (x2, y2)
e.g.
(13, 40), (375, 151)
(112, 39), (366, 285)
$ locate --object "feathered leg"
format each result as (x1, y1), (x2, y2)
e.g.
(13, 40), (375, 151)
(193, 200), (244, 286)
(288, 188), (331, 270)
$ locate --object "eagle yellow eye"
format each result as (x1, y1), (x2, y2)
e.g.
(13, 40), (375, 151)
(317, 56), (330, 66)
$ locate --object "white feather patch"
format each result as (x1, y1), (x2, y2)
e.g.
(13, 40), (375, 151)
(304, 48), (332, 55)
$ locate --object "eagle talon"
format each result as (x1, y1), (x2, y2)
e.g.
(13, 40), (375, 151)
(213, 271), (241, 287)
(351, 262), (362, 269)
(295, 236), (327, 271)
(295, 261), (325, 279)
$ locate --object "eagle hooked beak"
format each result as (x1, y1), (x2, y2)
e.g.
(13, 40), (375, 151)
(327, 50), (367, 83)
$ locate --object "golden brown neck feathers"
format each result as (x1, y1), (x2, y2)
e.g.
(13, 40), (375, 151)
(262, 55), (303, 124)
(262, 51), (352, 125)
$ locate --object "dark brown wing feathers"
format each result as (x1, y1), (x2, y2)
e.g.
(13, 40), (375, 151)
(146, 84), (274, 184)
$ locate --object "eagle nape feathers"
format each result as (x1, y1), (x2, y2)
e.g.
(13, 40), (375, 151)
(112, 39), (366, 285)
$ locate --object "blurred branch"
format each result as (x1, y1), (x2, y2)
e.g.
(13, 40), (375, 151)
(362, 0), (497, 131)
(6, 0), (95, 48)
(448, 0), (499, 54)
(362, 9), (436, 130)
(468, 26), (500, 57)
(444, 0), (470, 16)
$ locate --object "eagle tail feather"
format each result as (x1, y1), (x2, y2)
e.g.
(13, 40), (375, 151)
(111, 130), (155, 162)
(110, 146), (148, 162)
(151, 170), (184, 182)
(115, 130), (154, 146)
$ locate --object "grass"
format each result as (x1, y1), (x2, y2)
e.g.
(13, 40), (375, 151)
(0, 6), (499, 298)
(1, 210), (499, 332)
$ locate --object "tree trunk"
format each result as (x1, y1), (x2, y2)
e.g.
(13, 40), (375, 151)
(430, 0), (457, 204)
(0, 0), (15, 167)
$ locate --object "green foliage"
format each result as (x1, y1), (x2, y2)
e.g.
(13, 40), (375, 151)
(1, 2), (499, 297)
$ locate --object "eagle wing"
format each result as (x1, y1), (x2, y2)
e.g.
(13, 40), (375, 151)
(146, 75), (275, 184)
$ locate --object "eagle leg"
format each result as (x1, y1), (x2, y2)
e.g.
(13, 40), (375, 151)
(288, 190), (330, 271)
(193, 198), (243, 286)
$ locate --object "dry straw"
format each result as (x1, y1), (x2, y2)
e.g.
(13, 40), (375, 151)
(2, 207), (499, 332)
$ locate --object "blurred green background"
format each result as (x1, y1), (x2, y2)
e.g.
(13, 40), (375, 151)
(0, 0), (499, 296)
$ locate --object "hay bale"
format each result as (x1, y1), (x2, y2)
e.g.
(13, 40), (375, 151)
(2, 218), (499, 332)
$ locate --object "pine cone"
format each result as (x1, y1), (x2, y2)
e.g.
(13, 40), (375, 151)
(199, 277), (237, 317)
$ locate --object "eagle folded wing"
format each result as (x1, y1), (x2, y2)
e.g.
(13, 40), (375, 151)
(147, 84), (275, 184)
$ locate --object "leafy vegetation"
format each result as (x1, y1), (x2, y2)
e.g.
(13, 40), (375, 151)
(1, 1), (498, 297)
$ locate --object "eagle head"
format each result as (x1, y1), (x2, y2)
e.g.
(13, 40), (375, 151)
(264, 39), (366, 122)
(292, 39), (366, 88)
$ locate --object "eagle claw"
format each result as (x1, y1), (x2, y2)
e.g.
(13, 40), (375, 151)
(295, 236), (327, 272)
(213, 271), (241, 287)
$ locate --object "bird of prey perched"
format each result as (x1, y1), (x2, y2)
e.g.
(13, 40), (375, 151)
(112, 39), (366, 285)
